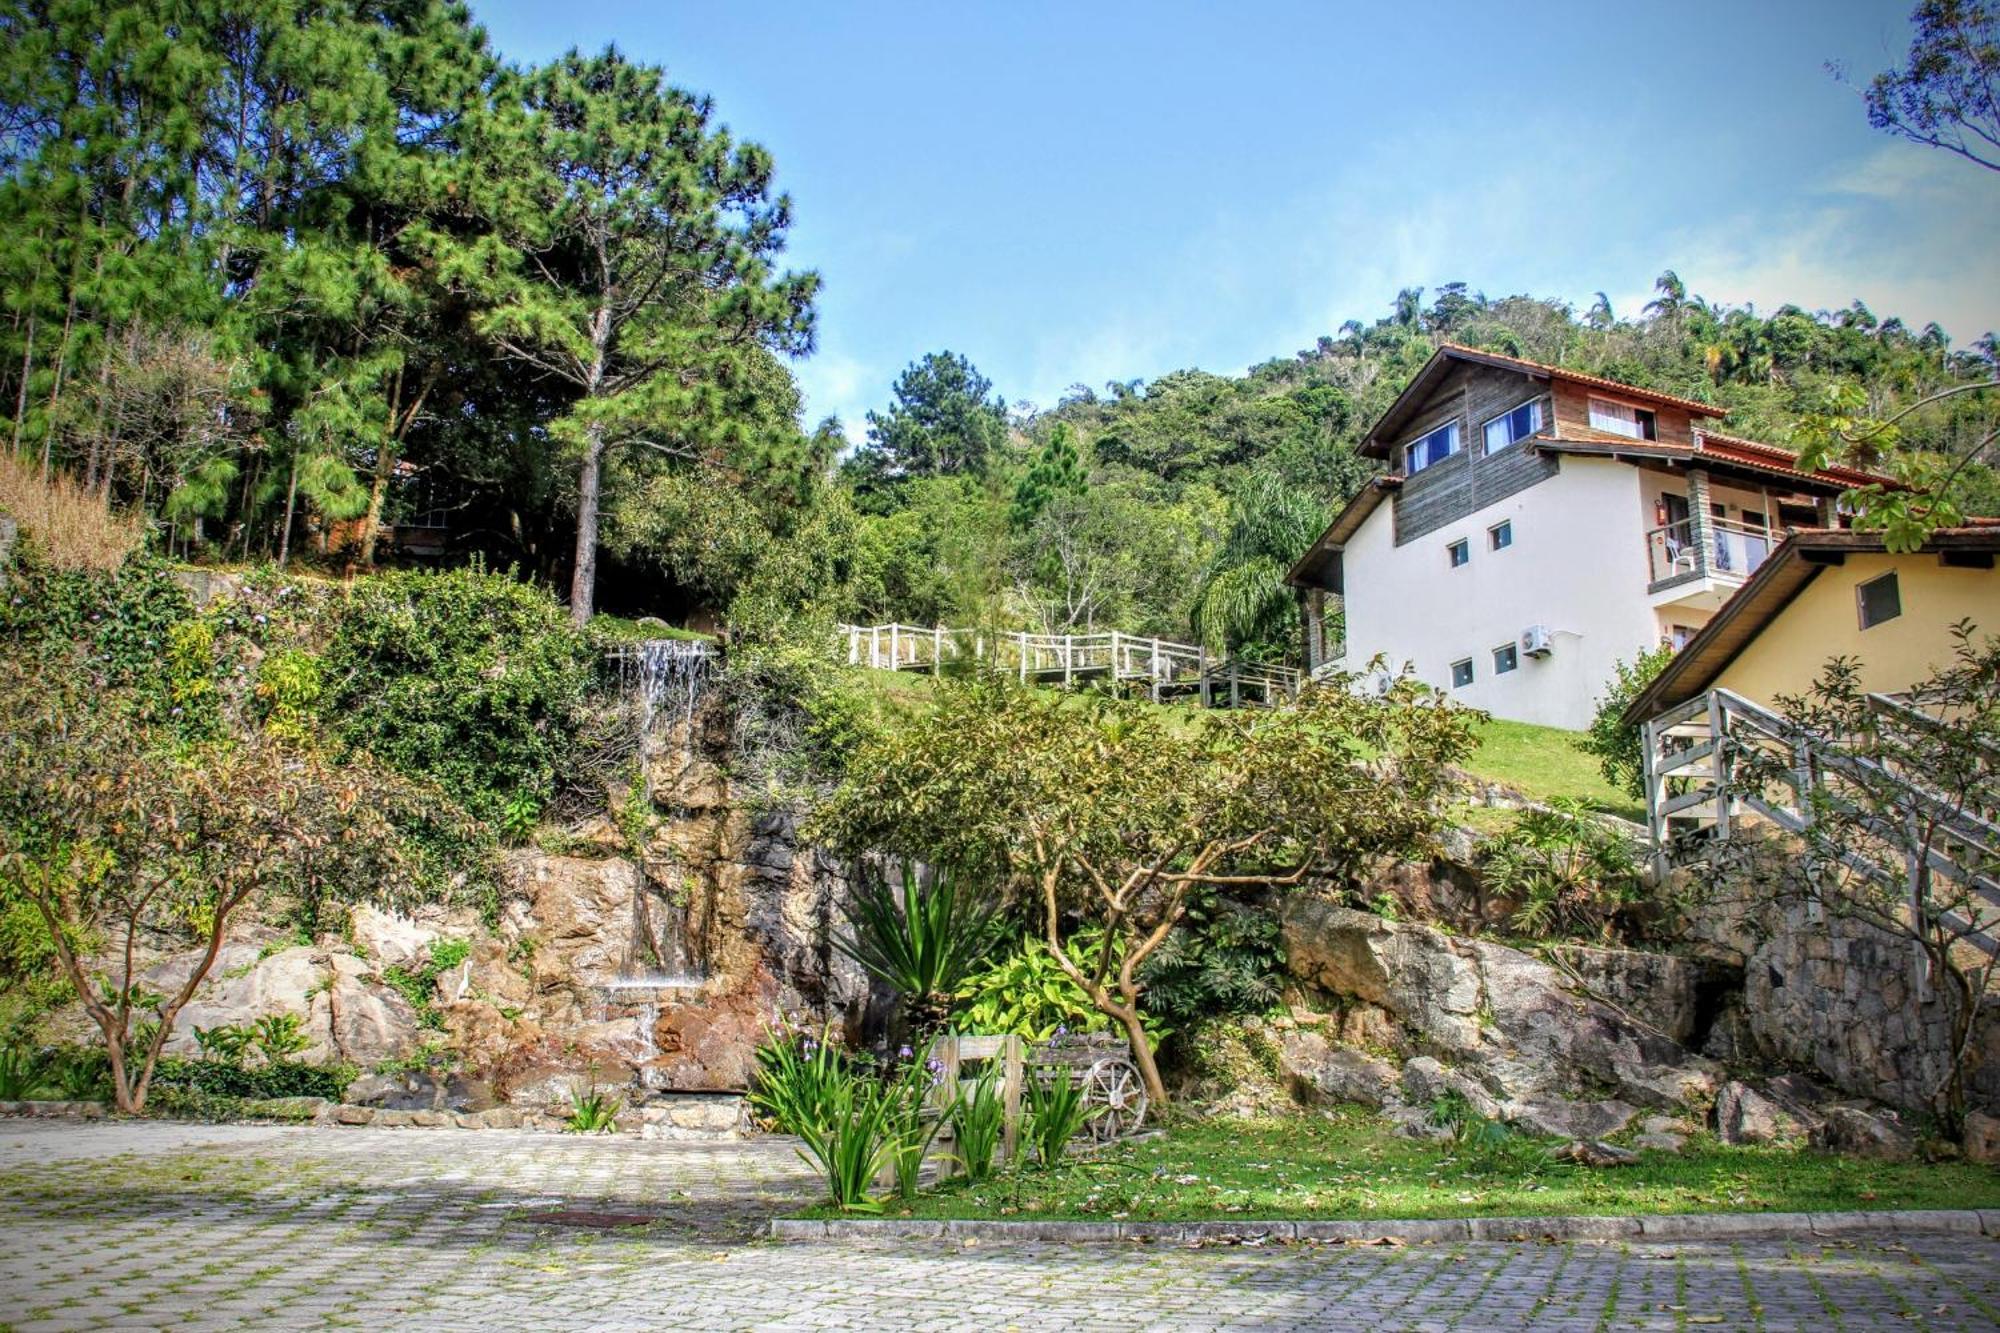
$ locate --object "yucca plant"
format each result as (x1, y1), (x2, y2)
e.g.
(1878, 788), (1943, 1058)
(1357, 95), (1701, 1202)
(563, 1080), (623, 1134)
(1022, 1068), (1091, 1168)
(834, 867), (1000, 1035)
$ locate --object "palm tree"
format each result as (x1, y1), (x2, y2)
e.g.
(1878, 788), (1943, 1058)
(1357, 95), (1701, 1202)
(1585, 292), (1615, 330)
(1190, 472), (1330, 658)
(1643, 270), (1687, 324)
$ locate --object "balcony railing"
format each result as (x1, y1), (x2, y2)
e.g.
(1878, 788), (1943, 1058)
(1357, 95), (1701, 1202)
(1645, 518), (1774, 587)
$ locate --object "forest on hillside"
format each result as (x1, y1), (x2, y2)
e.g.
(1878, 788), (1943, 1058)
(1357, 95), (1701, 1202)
(3, 1), (1997, 663)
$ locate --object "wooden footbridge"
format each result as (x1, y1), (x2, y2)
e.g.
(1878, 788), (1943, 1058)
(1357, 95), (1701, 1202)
(838, 623), (1300, 706)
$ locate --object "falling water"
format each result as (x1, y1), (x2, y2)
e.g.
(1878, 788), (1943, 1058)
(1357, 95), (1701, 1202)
(603, 637), (719, 1009)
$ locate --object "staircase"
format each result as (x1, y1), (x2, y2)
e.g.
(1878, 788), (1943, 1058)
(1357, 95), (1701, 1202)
(1641, 688), (2000, 959)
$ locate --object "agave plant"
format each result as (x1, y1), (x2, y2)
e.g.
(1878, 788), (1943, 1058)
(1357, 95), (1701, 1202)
(833, 866), (999, 1035)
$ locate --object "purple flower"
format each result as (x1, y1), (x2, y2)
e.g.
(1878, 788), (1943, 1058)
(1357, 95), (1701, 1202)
(1053, 1024), (1068, 1038)
(255, 614), (267, 624)
(897, 1044), (914, 1061)
(800, 1037), (817, 1054)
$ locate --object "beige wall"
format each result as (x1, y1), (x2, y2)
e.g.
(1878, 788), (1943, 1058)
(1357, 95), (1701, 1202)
(1715, 552), (2000, 703)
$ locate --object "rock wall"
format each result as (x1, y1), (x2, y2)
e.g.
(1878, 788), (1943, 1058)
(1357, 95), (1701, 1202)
(109, 697), (869, 1111)
(1277, 895), (1720, 1139)
(1682, 871), (2000, 1118)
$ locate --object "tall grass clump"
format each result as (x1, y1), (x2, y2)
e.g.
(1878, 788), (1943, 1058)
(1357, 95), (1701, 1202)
(0, 454), (144, 571)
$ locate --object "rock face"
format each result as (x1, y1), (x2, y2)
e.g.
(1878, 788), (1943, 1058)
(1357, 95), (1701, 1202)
(1280, 896), (1720, 1136)
(1813, 1105), (1916, 1161)
(1713, 1079), (1812, 1145)
(155, 945), (422, 1067)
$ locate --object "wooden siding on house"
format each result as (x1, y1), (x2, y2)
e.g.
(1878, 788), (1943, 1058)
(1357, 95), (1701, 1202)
(1390, 363), (1559, 546)
(1549, 380), (1698, 446)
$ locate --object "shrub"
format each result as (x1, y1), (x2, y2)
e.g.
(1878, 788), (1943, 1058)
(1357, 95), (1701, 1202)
(955, 932), (1166, 1045)
(881, 1047), (948, 1199)
(0, 1044), (52, 1099)
(0, 454), (144, 572)
(1136, 894), (1283, 1025)
(1480, 799), (1645, 941)
(324, 566), (593, 820)
(1580, 645), (1676, 800)
(151, 1057), (353, 1101)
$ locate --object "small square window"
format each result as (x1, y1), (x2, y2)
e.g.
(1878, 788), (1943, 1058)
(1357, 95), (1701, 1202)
(1857, 572), (1902, 629)
(1450, 658), (1474, 689)
(1447, 538), (1470, 568)
(1492, 643), (1518, 674)
(1489, 521), (1513, 550)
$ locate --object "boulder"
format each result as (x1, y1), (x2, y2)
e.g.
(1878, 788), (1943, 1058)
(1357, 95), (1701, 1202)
(1551, 1140), (1639, 1167)
(1399, 1056), (1502, 1120)
(1632, 1131), (1687, 1153)
(1506, 1097), (1638, 1141)
(1713, 1079), (1809, 1145)
(1814, 1105), (1915, 1161)
(1541, 944), (1710, 1045)
(1962, 1110), (2000, 1165)
(155, 945), (420, 1068)
(1282, 897), (1719, 1113)
(344, 1071), (494, 1113)
(1275, 1029), (1401, 1108)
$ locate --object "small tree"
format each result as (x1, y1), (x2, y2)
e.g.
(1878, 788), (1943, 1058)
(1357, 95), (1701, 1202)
(1693, 623), (1999, 1134)
(0, 668), (414, 1113)
(814, 674), (1479, 1104)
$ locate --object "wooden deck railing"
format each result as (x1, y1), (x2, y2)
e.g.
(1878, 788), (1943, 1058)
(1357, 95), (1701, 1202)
(838, 623), (1300, 706)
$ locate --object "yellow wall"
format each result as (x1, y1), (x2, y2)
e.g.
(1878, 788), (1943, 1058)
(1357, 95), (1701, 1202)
(1715, 552), (2000, 703)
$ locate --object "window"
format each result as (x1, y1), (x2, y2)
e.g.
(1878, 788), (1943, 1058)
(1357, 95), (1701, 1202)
(1857, 572), (1902, 629)
(1450, 658), (1475, 689)
(1588, 397), (1658, 441)
(1492, 643), (1518, 674)
(1482, 399), (1543, 453)
(1666, 622), (1701, 650)
(1405, 422), (1460, 473)
(1489, 520), (1513, 550)
(1447, 537), (1470, 567)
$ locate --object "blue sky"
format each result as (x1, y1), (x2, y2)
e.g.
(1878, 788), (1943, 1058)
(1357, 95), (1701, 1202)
(476, 1), (1999, 439)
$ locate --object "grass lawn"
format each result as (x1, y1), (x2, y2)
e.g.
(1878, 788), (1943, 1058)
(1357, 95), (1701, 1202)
(1460, 718), (1642, 821)
(801, 1112), (2000, 1222)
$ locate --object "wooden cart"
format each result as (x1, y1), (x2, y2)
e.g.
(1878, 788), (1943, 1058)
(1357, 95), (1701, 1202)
(1031, 1031), (1150, 1142)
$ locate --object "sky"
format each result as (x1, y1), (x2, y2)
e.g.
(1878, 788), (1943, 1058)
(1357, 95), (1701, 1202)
(474, 0), (2000, 441)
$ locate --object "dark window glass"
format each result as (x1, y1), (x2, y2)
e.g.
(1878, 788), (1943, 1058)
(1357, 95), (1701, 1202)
(1490, 521), (1512, 550)
(1448, 538), (1470, 567)
(1857, 572), (1902, 629)
(1493, 644), (1518, 674)
(1451, 659), (1474, 688)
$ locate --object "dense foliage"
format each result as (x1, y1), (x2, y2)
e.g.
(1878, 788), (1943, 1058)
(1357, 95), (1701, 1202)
(815, 671), (1482, 1102)
(325, 565), (594, 819)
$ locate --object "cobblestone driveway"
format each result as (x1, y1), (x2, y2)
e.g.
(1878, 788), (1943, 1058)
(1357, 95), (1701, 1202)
(0, 1120), (1995, 1331)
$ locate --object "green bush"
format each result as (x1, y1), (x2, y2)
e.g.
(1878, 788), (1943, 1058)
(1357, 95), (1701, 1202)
(1580, 645), (1676, 800)
(152, 1057), (354, 1101)
(1136, 894), (1282, 1025)
(1479, 799), (1645, 941)
(1022, 1068), (1091, 1168)
(324, 566), (593, 820)
(954, 932), (1166, 1045)
(748, 1029), (854, 1137)
(379, 937), (472, 1030)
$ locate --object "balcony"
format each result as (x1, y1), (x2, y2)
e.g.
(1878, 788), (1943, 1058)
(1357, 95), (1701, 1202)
(1644, 518), (1773, 611)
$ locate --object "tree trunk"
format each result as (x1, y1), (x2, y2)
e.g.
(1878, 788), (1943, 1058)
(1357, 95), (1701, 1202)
(570, 419), (605, 626)
(1111, 1002), (1167, 1107)
(11, 309), (33, 457)
(278, 453), (300, 567)
(360, 436), (395, 566)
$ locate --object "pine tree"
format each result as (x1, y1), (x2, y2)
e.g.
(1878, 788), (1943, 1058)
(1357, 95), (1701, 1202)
(1011, 422), (1086, 530)
(475, 48), (817, 624)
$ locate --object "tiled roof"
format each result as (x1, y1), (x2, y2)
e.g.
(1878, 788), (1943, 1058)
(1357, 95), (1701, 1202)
(1434, 342), (1730, 418)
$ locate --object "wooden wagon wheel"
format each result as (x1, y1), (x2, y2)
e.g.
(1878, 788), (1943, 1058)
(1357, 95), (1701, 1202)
(1079, 1057), (1148, 1141)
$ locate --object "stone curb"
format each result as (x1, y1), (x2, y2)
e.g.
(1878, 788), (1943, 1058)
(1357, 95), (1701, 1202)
(770, 1209), (2000, 1245)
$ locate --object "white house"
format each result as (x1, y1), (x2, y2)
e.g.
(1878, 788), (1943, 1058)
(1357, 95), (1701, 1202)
(1285, 344), (1881, 731)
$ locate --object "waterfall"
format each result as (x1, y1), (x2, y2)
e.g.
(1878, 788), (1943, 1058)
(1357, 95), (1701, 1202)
(603, 636), (719, 1001)
(625, 637), (716, 738)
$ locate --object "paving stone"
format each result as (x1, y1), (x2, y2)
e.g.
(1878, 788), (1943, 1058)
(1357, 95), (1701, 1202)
(0, 1120), (1994, 1331)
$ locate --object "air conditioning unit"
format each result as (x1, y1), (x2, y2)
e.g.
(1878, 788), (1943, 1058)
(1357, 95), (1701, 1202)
(1519, 624), (1555, 658)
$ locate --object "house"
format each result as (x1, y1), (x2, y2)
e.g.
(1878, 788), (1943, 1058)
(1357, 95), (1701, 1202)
(1284, 343), (1884, 730)
(1621, 524), (2000, 725)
